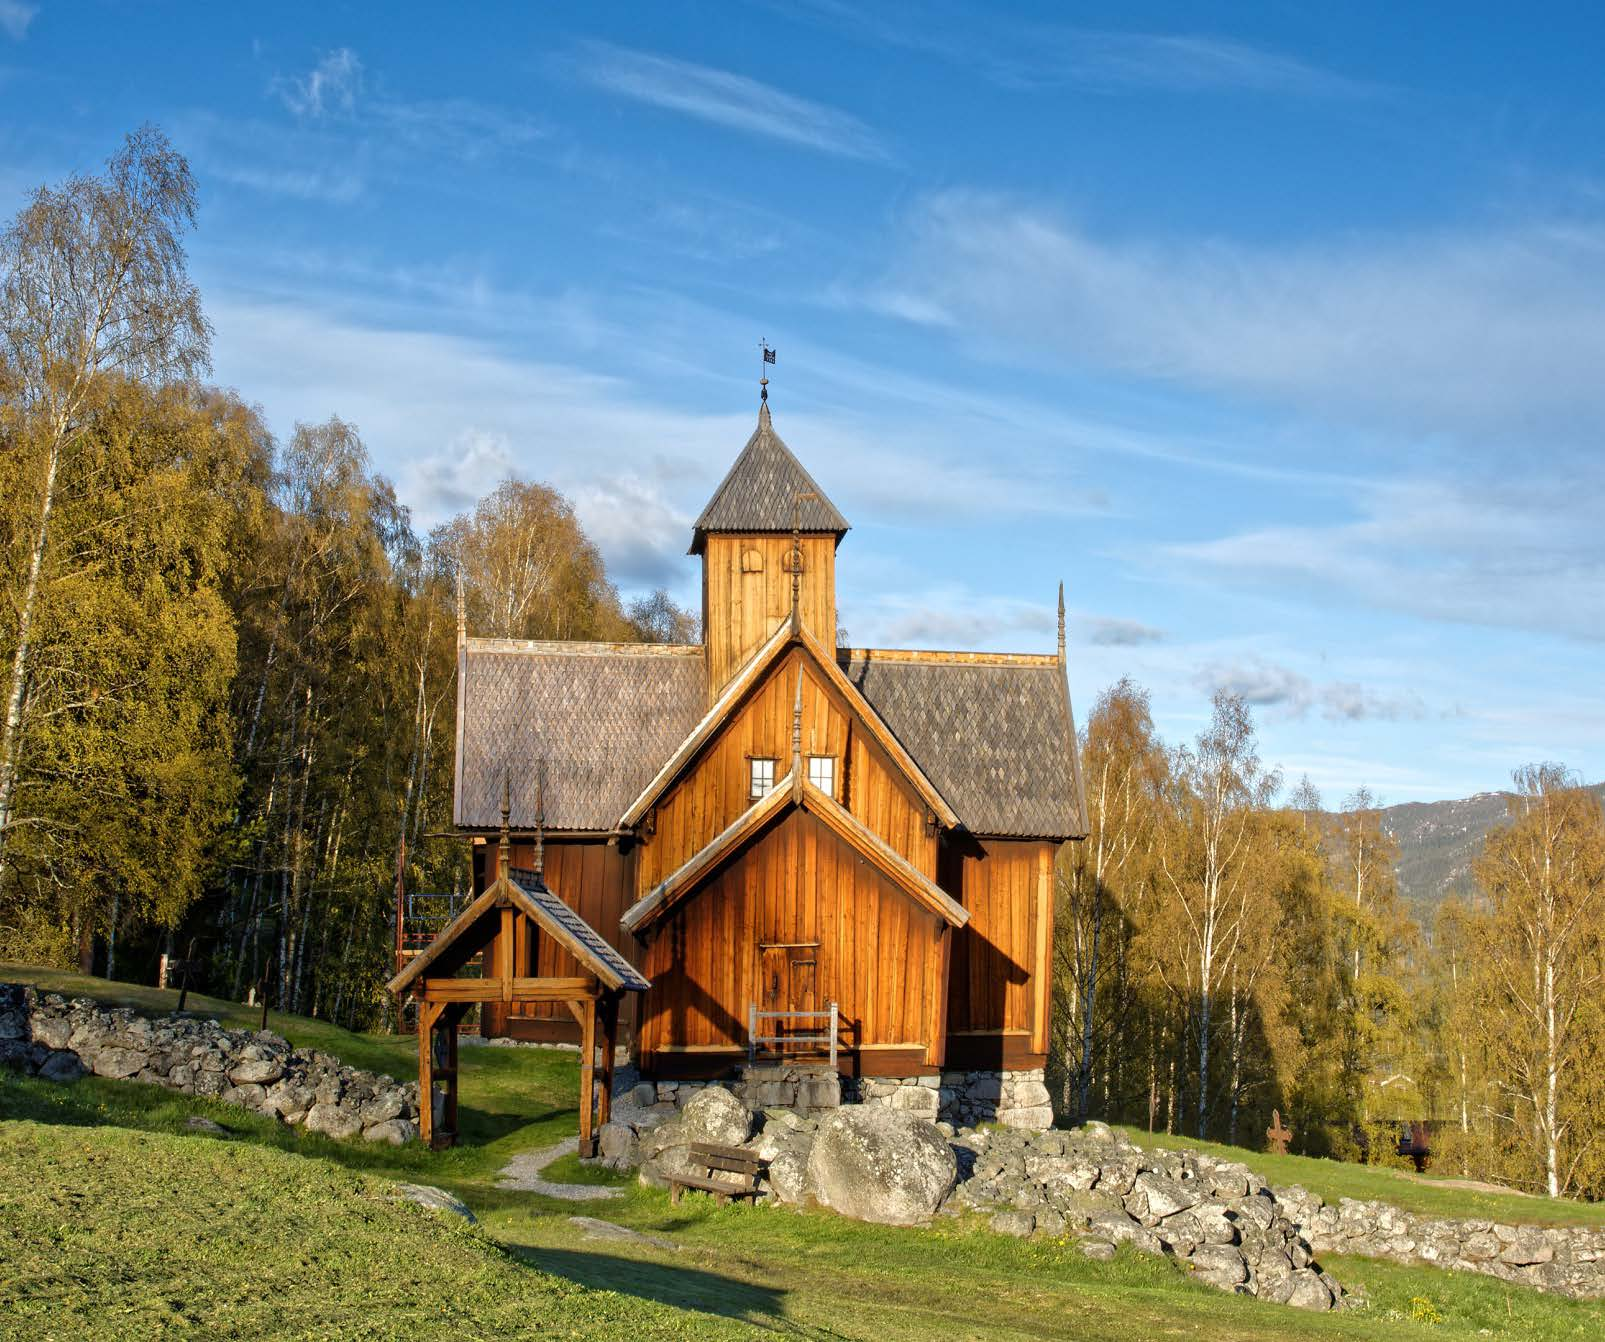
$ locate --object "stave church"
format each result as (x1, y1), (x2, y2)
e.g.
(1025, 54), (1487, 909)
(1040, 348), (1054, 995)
(441, 389), (1085, 1129)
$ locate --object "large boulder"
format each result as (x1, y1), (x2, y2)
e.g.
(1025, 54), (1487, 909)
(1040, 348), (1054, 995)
(806, 1108), (957, 1227)
(678, 1086), (753, 1146)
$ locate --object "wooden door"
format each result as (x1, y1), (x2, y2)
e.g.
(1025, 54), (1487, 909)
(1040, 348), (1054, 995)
(758, 945), (819, 1049)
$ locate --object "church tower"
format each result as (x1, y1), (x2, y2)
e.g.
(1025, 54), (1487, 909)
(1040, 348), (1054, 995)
(691, 399), (849, 698)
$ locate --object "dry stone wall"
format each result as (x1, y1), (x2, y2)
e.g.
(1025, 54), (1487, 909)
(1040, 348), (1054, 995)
(1279, 1186), (1605, 1298)
(0, 983), (419, 1144)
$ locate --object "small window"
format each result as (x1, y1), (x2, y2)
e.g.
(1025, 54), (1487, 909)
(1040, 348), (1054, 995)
(807, 755), (835, 797)
(749, 757), (777, 800)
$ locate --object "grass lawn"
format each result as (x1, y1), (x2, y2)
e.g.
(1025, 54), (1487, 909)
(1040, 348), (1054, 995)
(4, 963), (1604, 1340)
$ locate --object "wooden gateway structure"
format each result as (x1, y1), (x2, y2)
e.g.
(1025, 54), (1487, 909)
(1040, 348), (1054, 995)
(445, 392), (1087, 1124)
(387, 783), (649, 1150)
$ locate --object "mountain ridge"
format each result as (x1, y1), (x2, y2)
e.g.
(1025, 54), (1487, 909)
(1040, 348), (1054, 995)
(1375, 783), (1605, 919)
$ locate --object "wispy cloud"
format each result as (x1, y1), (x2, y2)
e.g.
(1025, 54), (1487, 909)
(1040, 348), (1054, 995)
(0, 1), (35, 41)
(1170, 475), (1605, 645)
(1085, 616), (1163, 647)
(870, 191), (1605, 437)
(1196, 657), (1427, 723)
(275, 47), (363, 118)
(1039, 31), (1373, 98)
(782, 3), (1372, 99)
(571, 41), (889, 162)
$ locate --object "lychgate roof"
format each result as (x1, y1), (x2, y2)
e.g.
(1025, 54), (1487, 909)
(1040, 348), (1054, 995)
(507, 868), (650, 991)
(841, 651), (1087, 840)
(690, 403), (849, 553)
(454, 640), (705, 831)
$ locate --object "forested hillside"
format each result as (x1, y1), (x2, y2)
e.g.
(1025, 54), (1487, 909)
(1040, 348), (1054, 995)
(0, 129), (692, 1026)
(1382, 785), (1605, 918)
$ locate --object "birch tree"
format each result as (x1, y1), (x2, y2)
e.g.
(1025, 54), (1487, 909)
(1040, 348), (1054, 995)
(0, 127), (209, 882)
(1156, 691), (1279, 1139)
(1473, 765), (1605, 1197)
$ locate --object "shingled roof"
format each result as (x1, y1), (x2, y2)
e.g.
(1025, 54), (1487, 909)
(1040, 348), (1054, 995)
(507, 868), (650, 991)
(690, 402), (849, 553)
(455, 638), (1085, 839)
(454, 639), (706, 831)
(841, 651), (1087, 840)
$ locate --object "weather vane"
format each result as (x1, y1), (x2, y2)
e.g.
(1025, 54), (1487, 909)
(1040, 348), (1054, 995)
(759, 338), (776, 402)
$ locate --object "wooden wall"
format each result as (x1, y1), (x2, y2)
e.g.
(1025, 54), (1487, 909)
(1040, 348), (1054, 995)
(703, 534), (835, 695)
(943, 837), (1056, 1069)
(637, 649), (936, 893)
(637, 808), (948, 1075)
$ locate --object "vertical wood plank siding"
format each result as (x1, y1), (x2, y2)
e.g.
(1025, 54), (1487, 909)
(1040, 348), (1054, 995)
(637, 808), (946, 1065)
(637, 650), (936, 892)
(703, 535), (836, 695)
(945, 837), (1057, 1044)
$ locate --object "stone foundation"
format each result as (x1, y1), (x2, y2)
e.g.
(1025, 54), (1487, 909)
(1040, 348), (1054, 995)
(628, 1065), (1052, 1130)
(848, 1068), (1054, 1130)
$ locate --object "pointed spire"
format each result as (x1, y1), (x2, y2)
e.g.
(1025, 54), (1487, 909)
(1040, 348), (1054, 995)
(1057, 581), (1066, 663)
(533, 759), (546, 881)
(455, 564), (466, 650)
(497, 768), (511, 880)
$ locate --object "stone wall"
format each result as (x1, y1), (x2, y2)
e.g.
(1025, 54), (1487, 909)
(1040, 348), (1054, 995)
(0, 983), (419, 1144)
(613, 1093), (1342, 1309)
(1280, 1187), (1605, 1298)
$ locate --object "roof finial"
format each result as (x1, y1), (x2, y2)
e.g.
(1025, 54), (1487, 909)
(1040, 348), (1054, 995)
(792, 665), (804, 771)
(533, 758), (546, 881)
(498, 768), (511, 880)
(758, 338), (775, 425)
(455, 563), (466, 649)
(1057, 581), (1066, 663)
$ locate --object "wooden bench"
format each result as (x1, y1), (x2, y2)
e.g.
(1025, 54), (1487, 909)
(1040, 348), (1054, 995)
(666, 1142), (766, 1205)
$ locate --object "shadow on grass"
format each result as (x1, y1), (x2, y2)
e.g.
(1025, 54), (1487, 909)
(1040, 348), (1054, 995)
(519, 1246), (796, 1332)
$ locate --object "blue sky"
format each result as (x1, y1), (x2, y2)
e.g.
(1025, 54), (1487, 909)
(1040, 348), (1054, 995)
(4, 2), (1604, 804)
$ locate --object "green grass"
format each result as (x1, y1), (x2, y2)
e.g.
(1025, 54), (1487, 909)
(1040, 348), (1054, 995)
(5, 963), (1605, 1340)
(0, 1120), (751, 1341)
(1115, 1124), (1605, 1229)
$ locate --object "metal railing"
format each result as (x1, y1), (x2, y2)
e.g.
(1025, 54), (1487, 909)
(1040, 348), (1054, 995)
(747, 1001), (839, 1069)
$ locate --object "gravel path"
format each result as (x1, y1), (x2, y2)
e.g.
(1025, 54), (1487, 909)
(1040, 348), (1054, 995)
(495, 1137), (624, 1200)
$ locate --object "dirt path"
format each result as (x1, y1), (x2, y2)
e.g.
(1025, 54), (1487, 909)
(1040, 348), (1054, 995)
(496, 1138), (624, 1201)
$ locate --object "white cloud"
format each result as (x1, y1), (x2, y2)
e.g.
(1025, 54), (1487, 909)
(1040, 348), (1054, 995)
(1170, 475), (1605, 644)
(872, 192), (1605, 436)
(0, 1), (35, 41)
(275, 48), (363, 118)
(571, 42), (889, 162)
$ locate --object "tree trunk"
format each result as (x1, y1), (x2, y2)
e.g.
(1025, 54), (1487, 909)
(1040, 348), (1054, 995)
(0, 428), (63, 880)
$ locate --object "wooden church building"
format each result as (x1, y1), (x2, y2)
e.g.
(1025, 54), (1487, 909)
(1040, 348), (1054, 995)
(451, 393), (1086, 1124)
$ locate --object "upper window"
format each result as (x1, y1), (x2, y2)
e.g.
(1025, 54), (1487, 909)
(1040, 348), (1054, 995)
(807, 755), (836, 797)
(749, 757), (777, 800)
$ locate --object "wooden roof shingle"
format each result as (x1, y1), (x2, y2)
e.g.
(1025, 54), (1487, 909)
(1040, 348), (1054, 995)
(840, 650), (1087, 840)
(454, 639), (706, 831)
(690, 403), (849, 553)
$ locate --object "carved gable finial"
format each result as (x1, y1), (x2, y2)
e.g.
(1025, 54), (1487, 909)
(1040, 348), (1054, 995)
(1057, 581), (1066, 663)
(534, 758), (546, 881)
(498, 768), (511, 879)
